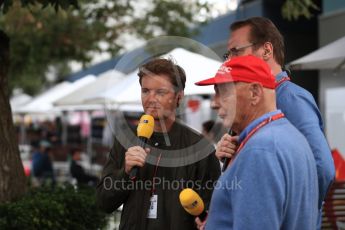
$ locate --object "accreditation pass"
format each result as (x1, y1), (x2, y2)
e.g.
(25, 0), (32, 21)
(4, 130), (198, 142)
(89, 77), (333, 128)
(147, 194), (158, 219)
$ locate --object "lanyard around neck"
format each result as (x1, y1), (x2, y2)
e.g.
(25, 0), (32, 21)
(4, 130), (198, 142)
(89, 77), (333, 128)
(226, 113), (285, 169)
(275, 76), (290, 88)
(151, 153), (162, 195)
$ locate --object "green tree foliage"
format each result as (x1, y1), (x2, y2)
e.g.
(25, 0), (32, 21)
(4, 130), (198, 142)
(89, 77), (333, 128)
(0, 0), (210, 95)
(0, 0), (320, 95)
(282, 0), (319, 20)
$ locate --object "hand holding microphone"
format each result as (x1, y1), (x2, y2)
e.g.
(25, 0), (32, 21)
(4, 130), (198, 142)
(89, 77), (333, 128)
(125, 114), (154, 180)
(215, 132), (238, 172)
(125, 146), (150, 175)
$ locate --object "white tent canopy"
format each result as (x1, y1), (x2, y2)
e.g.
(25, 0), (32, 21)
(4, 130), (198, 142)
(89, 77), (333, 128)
(54, 70), (124, 107)
(83, 48), (221, 105)
(164, 48), (221, 95)
(10, 92), (32, 113)
(289, 36), (345, 70)
(15, 75), (96, 114)
(83, 72), (140, 105)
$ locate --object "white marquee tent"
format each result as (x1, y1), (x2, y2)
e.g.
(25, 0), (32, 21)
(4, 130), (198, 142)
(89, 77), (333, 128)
(15, 75), (96, 114)
(10, 92), (32, 113)
(83, 72), (140, 105)
(54, 70), (125, 109)
(83, 48), (221, 105)
(289, 36), (345, 71)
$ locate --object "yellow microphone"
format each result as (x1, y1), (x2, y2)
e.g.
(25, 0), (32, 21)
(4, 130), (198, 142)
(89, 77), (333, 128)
(179, 188), (207, 221)
(137, 114), (155, 140)
(129, 114), (155, 180)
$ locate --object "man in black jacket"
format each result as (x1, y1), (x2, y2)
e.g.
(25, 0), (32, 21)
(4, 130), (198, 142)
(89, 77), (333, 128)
(96, 58), (220, 230)
(70, 148), (98, 186)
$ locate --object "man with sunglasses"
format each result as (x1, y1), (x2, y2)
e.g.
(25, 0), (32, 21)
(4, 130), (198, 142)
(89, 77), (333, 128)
(214, 17), (335, 229)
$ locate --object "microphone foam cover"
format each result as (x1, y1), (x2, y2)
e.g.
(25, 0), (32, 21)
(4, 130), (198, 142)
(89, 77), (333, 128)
(179, 188), (204, 216)
(137, 114), (154, 139)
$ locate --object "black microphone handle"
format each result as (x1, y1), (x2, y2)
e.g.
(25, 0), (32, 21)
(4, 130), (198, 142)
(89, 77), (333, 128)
(129, 166), (139, 180)
(129, 137), (148, 180)
(222, 158), (230, 172)
(198, 210), (208, 222)
(221, 130), (235, 172)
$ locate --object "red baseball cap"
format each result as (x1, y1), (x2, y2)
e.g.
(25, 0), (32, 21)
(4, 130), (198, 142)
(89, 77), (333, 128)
(195, 55), (275, 89)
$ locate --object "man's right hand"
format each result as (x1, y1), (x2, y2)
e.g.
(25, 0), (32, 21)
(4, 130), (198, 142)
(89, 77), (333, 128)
(215, 134), (239, 161)
(124, 146), (150, 174)
(195, 217), (206, 230)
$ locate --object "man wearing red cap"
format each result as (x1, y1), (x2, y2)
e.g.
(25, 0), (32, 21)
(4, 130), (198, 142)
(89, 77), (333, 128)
(215, 17), (334, 229)
(195, 55), (319, 229)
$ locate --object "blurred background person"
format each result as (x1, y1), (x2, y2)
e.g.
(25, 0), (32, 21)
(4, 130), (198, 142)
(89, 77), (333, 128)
(31, 140), (55, 187)
(202, 120), (227, 146)
(70, 148), (98, 187)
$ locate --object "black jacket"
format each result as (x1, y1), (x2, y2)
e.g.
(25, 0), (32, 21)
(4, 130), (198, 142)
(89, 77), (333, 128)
(70, 160), (98, 185)
(96, 121), (221, 230)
